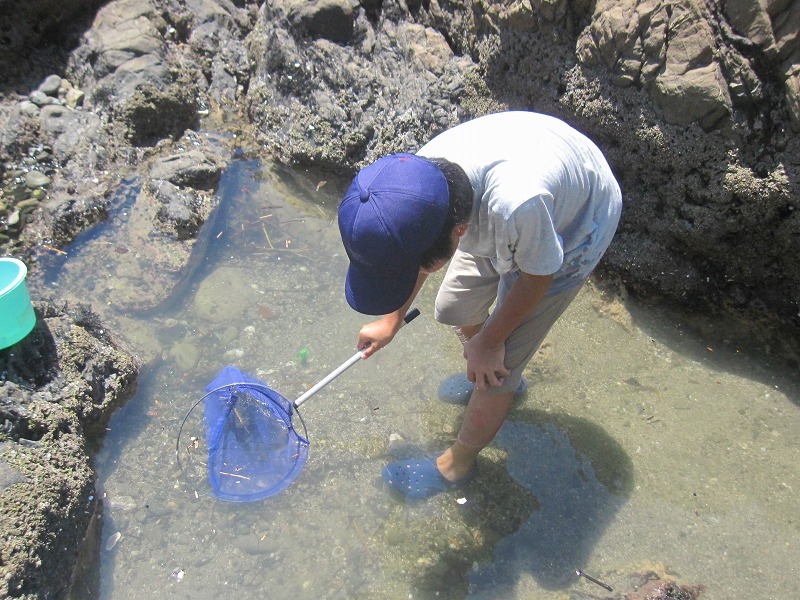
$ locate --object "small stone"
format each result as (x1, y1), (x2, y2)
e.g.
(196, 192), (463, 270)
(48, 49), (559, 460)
(29, 90), (56, 106)
(38, 74), (62, 96)
(217, 325), (238, 346)
(105, 531), (122, 551)
(16, 198), (41, 213)
(108, 495), (137, 511)
(169, 342), (199, 371)
(18, 101), (40, 117)
(24, 171), (51, 189)
(65, 88), (85, 108)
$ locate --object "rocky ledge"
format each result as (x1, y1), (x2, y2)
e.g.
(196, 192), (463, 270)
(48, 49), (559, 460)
(0, 301), (138, 598)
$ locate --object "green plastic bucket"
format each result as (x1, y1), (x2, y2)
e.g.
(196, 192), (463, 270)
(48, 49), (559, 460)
(0, 257), (36, 350)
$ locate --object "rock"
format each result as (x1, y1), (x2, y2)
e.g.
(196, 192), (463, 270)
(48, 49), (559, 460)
(29, 90), (56, 107)
(87, 0), (166, 61)
(16, 198), (41, 213)
(654, 63), (733, 129)
(65, 87), (85, 108)
(280, 0), (358, 44)
(108, 495), (137, 512)
(0, 452), (30, 493)
(149, 150), (223, 189)
(577, 1), (733, 128)
(193, 267), (253, 323)
(118, 84), (199, 146)
(169, 341), (199, 371)
(39, 104), (74, 135)
(148, 179), (210, 240)
(23, 171), (52, 189)
(785, 64), (800, 130)
(18, 101), (40, 117)
(38, 74), (63, 96)
(396, 22), (456, 77)
(6, 209), (20, 227)
(0, 300), (139, 599)
(72, 0), (172, 108)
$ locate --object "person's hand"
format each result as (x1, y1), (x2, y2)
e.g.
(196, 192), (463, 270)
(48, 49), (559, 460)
(357, 315), (403, 359)
(463, 331), (510, 390)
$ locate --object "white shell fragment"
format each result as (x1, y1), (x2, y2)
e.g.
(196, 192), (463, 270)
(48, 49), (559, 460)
(105, 531), (122, 550)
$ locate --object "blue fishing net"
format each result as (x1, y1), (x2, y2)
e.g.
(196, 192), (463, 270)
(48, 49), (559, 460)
(179, 365), (310, 502)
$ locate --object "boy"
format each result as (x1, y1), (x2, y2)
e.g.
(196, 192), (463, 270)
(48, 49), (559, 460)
(338, 111), (622, 498)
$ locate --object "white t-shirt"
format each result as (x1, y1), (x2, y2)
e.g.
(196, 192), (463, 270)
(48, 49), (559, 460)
(417, 111), (622, 294)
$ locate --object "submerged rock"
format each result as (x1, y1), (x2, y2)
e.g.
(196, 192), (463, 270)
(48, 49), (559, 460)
(169, 341), (199, 371)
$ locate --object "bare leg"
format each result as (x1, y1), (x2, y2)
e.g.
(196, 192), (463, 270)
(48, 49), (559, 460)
(435, 322), (513, 480)
(436, 386), (515, 481)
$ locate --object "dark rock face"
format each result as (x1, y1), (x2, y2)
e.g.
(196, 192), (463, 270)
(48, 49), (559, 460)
(0, 301), (139, 599)
(0, 0), (798, 596)
(242, 0), (799, 354)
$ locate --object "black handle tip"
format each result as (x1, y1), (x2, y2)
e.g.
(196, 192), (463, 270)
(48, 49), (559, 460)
(404, 307), (421, 323)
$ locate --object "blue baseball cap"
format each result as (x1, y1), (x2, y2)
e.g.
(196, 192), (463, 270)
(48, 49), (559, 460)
(338, 153), (449, 315)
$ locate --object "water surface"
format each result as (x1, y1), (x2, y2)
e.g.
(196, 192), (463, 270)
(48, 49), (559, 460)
(39, 159), (799, 599)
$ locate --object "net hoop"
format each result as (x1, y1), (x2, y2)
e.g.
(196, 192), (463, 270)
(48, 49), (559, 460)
(176, 376), (310, 502)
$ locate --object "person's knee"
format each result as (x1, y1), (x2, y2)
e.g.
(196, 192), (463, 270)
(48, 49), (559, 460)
(453, 323), (482, 344)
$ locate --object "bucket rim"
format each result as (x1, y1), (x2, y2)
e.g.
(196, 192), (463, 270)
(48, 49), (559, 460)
(0, 257), (28, 297)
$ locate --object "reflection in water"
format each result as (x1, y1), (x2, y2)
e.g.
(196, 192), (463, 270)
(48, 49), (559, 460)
(40, 159), (800, 600)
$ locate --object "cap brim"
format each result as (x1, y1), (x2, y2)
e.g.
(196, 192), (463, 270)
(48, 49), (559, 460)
(345, 263), (419, 315)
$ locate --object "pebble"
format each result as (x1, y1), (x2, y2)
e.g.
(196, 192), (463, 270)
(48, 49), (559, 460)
(24, 171), (52, 189)
(65, 88), (85, 108)
(217, 325), (238, 346)
(40, 105), (70, 135)
(108, 495), (137, 512)
(29, 90), (57, 107)
(169, 342), (199, 371)
(16, 199), (40, 213)
(105, 531), (122, 550)
(18, 101), (40, 117)
(38, 75), (62, 96)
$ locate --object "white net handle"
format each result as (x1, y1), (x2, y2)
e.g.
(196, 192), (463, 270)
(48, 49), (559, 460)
(293, 308), (420, 408)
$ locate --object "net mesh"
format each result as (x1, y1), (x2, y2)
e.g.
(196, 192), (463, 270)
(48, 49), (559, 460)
(184, 366), (310, 502)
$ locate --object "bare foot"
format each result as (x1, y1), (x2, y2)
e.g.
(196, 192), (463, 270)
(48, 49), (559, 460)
(436, 448), (475, 482)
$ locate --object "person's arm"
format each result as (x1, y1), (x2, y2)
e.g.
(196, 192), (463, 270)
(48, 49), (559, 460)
(357, 271), (428, 358)
(464, 271), (553, 390)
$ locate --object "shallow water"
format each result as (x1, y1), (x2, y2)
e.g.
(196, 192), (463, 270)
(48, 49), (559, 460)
(37, 159), (799, 599)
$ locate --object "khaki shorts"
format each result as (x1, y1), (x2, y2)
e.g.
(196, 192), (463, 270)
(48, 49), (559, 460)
(434, 250), (583, 394)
